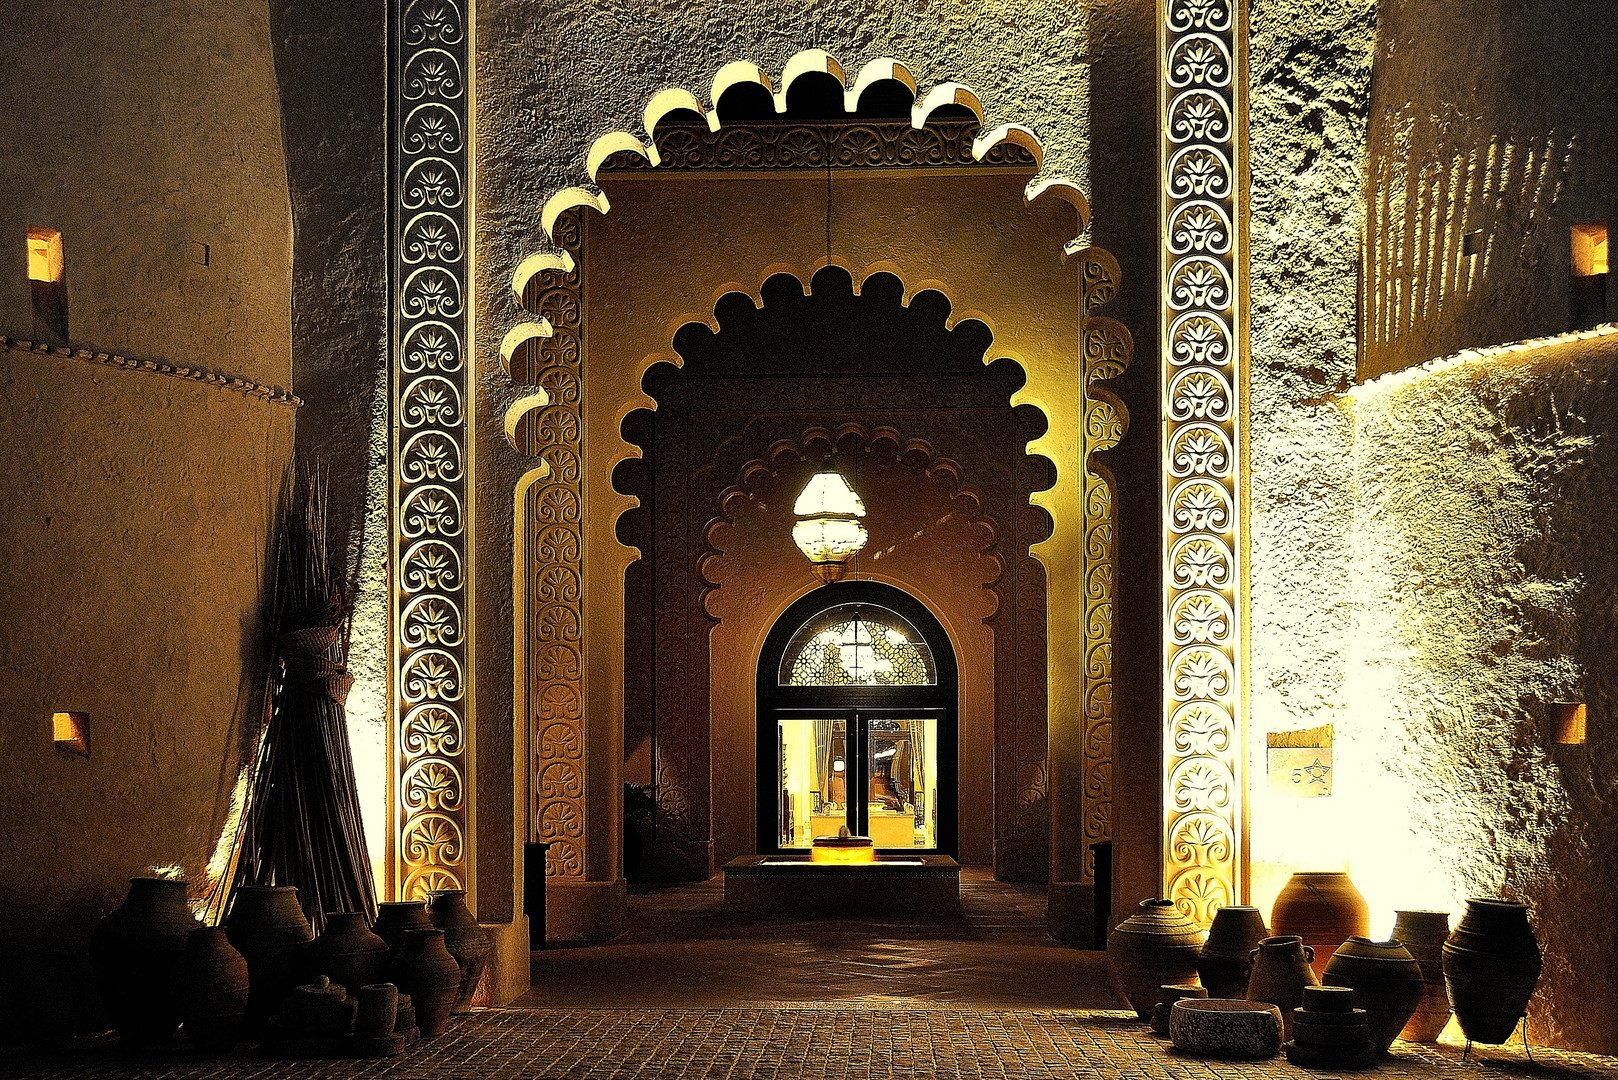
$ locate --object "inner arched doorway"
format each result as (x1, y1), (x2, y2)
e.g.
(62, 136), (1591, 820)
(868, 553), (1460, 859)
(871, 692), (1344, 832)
(756, 582), (959, 858)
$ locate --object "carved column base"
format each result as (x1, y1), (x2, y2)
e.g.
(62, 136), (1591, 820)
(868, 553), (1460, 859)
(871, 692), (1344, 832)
(477, 919), (532, 1006)
(1047, 881), (1098, 947)
(994, 838), (1049, 884)
(544, 879), (628, 944)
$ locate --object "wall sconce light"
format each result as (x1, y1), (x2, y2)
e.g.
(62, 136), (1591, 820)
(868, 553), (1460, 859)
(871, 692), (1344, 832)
(792, 460), (867, 584)
(1553, 701), (1587, 745)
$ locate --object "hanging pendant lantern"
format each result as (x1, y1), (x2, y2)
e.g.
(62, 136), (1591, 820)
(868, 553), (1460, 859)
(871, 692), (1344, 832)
(792, 461), (867, 584)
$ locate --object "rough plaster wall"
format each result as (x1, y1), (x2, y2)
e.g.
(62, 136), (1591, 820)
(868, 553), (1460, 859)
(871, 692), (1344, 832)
(0, 353), (293, 1038)
(0, 0), (292, 386)
(1360, 0), (1618, 379)
(1345, 335), (1618, 1054)
(473, 0), (1166, 912)
(1243, 0), (1376, 916)
(268, 0), (392, 894)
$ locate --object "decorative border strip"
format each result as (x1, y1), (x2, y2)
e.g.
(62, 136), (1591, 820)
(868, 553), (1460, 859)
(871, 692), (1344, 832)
(0, 336), (302, 408)
(516, 211), (588, 881)
(1160, 0), (1243, 925)
(601, 120), (1037, 172)
(1079, 251), (1131, 880)
(392, 0), (472, 901)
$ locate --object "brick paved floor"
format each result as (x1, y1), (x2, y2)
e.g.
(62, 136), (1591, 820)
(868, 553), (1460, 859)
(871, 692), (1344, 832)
(4, 1007), (1617, 1080)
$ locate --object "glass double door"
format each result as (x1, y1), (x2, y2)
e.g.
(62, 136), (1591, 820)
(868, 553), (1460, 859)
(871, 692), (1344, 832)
(774, 708), (941, 852)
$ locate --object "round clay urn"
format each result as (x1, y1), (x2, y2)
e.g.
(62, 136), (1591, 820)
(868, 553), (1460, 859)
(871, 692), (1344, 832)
(1442, 899), (1543, 1045)
(176, 926), (249, 1050)
(1323, 936), (1425, 1052)
(306, 911), (391, 993)
(1197, 906), (1268, 999)
(1270, 871), (1369, 979)
(426, 889), (493, 1014)
(91, 877), (201, 1046)
(392, 929), (461, 1038)
(373, 900), (433, 958)
(1391, 910), (1452, 1042)
(1106, 898), (1206, 1019)
(1245, 934), (1319, 1040)
(224, 885), (313, 1029)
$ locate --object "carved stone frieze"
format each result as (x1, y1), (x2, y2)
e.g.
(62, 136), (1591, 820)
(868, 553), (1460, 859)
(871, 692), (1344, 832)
(393, 0), (471, 900)
(1160, 0), (1243, 925)
(600, 120), (1038, 173)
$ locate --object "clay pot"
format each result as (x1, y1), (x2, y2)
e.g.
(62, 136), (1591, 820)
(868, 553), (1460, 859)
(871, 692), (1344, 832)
(1323, 936), (1425, 1052)
(1151, 984), (1208, 1036)
(373, 900), (433, 958)
(224, 885), (313, 1029)
(355, 983), (399, 1039)
(1106, 899), (1206, 1019)
(1391, 910), (1451, 1042)
(91, 877), (201, 1046)
(1246, 934), (1319, 1039)
(306, 911), (391, 992)
(1270, 871), (1369, 979)
(1286, 985), (1375, 1070)
(1198, 905), (1268, 998)
(426, 889), (493, 1014)
(1171, 999), (1284, 1059)
(1442, 899), (1543, 1045)
(391, 929), (460, 1038)
(176, 927), (249, 1050)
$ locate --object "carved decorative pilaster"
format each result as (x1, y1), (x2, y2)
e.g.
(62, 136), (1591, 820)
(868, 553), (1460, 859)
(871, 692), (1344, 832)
(1160, 0), (1244, 925)
(393, 0), (472, 900)
(519, 211), (588, 880)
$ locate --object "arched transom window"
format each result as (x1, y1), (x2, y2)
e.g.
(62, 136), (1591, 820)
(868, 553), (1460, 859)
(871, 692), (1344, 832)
(779, 604), (937, 686)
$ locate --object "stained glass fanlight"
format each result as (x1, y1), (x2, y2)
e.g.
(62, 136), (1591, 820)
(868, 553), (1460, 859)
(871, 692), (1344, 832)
(792, 461), (867, 584)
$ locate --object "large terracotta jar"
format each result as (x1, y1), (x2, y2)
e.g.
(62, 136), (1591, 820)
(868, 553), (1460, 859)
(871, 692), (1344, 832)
(1270, 871), (1369, 979)
(1323, 936), (1425, 1052)
(391, 929), (461, 1038)
(176, 927), (250, 1050)
(1246, 934), (1319, 1040)
(1391, 909), (1451, 1042)
(427, 889), (493, 1014)
(91, 877), (201, 1045)
(224, 885), (313, 1029)
(1107, 899), (1205, 1018)
(1197, 905), (1268, 999)
(1442, 899), (1543, 1044)
(306, 911), (391, 993)
(373, 900), (433, 958)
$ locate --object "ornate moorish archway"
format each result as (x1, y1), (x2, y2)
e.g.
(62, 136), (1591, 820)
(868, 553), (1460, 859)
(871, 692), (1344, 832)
(498, 55), (1131, 941)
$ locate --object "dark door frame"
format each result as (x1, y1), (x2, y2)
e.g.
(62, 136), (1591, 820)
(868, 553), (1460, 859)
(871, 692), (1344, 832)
(755, 581), (959, 857)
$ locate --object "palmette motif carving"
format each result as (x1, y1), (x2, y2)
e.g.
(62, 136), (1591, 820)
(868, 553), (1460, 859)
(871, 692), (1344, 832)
(394, 0), (470, 901)
(1161, 0), (1242, 926)
(515, 210), (588, 880)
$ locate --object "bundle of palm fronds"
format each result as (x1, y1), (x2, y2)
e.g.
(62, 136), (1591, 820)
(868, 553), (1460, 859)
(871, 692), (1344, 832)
(223, 466), (376, 933)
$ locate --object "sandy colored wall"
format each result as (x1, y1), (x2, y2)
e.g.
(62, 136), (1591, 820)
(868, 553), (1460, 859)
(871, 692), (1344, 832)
(0, 1), (296, 1038)
(0, 1), (291, 385)
(1360, 0), (1618, 380)
(0, 350), (294, 1038)
(1341, 331), (1618, 1053)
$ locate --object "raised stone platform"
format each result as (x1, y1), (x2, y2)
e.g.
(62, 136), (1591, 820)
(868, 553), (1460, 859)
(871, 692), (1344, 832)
(723, 855), (962, 916)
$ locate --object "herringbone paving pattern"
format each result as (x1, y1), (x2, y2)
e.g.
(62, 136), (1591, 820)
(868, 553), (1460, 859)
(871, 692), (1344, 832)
(4, 1007), (1616, 1080)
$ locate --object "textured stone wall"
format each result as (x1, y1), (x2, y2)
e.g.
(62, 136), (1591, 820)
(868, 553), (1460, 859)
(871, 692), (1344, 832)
(1361, 0), (1618, 380)
(1345, 332), (1618, 1053)
(1243, 0), (1377, 917)
(0, 3), (296, 1038)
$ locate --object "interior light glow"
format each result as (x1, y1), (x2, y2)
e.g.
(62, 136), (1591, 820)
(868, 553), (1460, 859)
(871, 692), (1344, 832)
(1572, 221), (1608, 277)
(792, 463), (868, 583)
(28, 227), (62, 283)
